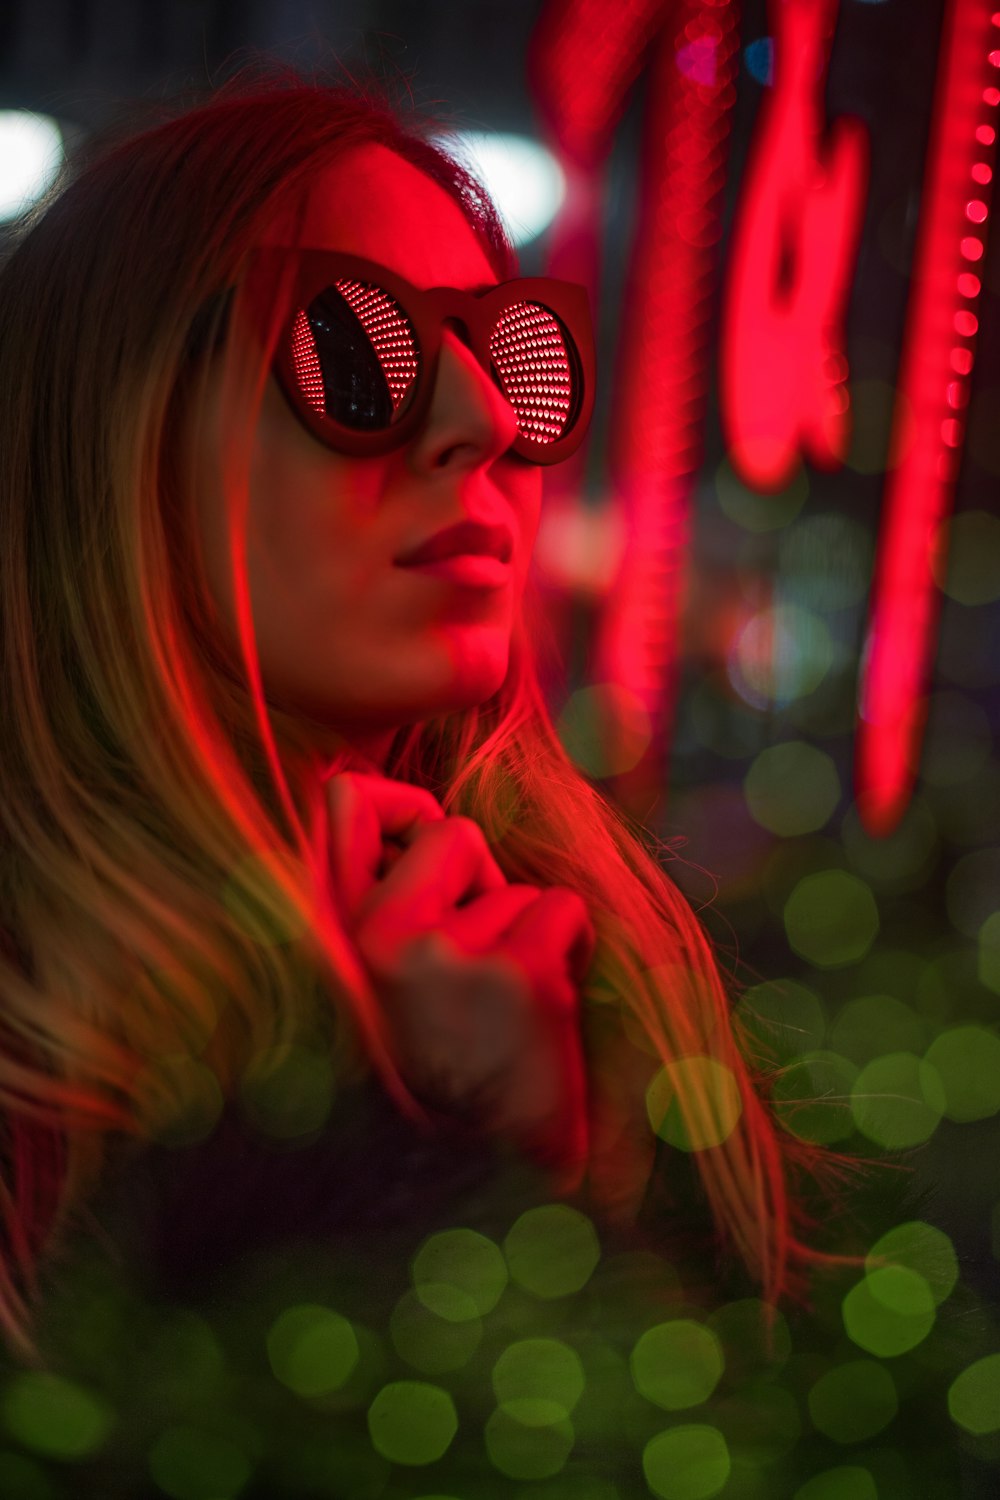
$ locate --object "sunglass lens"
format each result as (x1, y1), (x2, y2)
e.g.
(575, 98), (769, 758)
(289, 279), (419, 431)
(489, 303), (578, 449)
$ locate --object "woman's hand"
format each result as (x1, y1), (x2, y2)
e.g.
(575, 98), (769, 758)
(324, 770), (596, 1183)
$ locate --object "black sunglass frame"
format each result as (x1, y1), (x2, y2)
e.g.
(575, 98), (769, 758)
(240, 248), (596, 466)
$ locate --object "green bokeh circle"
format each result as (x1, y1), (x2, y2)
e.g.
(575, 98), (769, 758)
(366, 1382), (458, 1467)
(642, 1424), (731, 1500)
(842, 1266), (936, 1357)
(630, 1321), (725, 1410)
(784, 871), (879, 967)
(807, 1360), (897, 1443)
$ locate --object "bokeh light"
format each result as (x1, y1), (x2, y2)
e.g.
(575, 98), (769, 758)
(842, 1265), (936, 1356)
(948, 1354), (1000, 1435)
(744, 741), (841, 836)
(503, 1205), (600, 1299)
(841, 798), (938, 894)
(493, 1338), (585, 1422)
(783, 870), (880, 967)
(642, 1424), (731, 1500)
(923, 1025), (1000, 1122)
(484, 1403), (574, 1480)
(366, 1382), (458, 1466)
(147, 1425), (252, 1500)
(630, 1321), (725, 1410)
(771, 1051), (858, 1145)
(866, 1221), (959, 1307)
(389, 1290), (482, 1374)
(850, 1052), (944, 1148)
(557, 683), (653, 777)
(411, 1228), (508, 1319)
(729, 605), (835, 708)
(433, 131), (565, 245)
(0, 1372), (114, 1461)
(0, 111), (65, 221)
(828, 994), (926, 1066)
(714, 457), (807, 531)
(734, 978), (826, 1065)
(793, 1468), (878, 1500)
(645, 1056), (743, 1151)
(266, 1304), (360, 1397)
(807, 1360), (898, 1443)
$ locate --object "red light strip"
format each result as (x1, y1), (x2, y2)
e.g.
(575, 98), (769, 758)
(856, 0), (999, 835)
(529, 0), (665, 169)
(592, 0), (743, 796)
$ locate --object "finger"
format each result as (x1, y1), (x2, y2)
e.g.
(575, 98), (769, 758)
(439, 885), (541, 955)
(326, 772), (445, 919)
(503, 887), (597, 989)
(357, 816), (508, 943)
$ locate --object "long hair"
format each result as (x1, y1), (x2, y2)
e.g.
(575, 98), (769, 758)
(0, 67), (845, 1363)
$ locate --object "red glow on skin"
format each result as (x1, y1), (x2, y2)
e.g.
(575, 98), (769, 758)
(719, 0), (870, 492)
(857, 0), (998, 836)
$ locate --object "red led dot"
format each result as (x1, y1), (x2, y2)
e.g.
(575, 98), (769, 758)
(985, 87), (1000, 105)
(950, 347), (975, 374)
(961, 236), (985, 260)
(993, 10), (1000, 24)
(977, 124), (997, 144)
(972, 162), (994, 184)
(955, 309), (979, 336)
(946, 380), (970, 410)
(941, 418), (963, 448)
(967, 200), (989, 222)
(957, 272), (982, 296)
(990, 50), (1000, 66)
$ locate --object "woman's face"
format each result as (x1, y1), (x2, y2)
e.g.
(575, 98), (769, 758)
(187, 143), (542, 765)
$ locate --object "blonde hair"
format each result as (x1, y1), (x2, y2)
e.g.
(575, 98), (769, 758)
(0, 68), (843, 1364)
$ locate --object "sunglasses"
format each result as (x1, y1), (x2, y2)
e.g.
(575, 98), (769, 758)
(238, 249), (595, 466)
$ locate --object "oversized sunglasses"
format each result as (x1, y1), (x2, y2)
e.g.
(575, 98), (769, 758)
(239, 249), (595, 465)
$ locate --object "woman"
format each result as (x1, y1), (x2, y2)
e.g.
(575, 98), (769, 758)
(0, 69), (835, 1372)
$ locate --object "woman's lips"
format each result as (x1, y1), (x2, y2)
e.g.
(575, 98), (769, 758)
(395, 554), (511, 588)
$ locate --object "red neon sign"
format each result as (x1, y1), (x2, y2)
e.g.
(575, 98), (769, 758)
(531, 0), (997, 834)
(719, 0), (869, 492)
(856, 0), (999, 834)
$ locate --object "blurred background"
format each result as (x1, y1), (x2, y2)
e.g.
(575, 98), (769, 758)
(1, 0), (1000, 1489)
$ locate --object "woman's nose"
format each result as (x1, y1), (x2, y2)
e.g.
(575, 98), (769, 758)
(407, 328), (519, 474)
